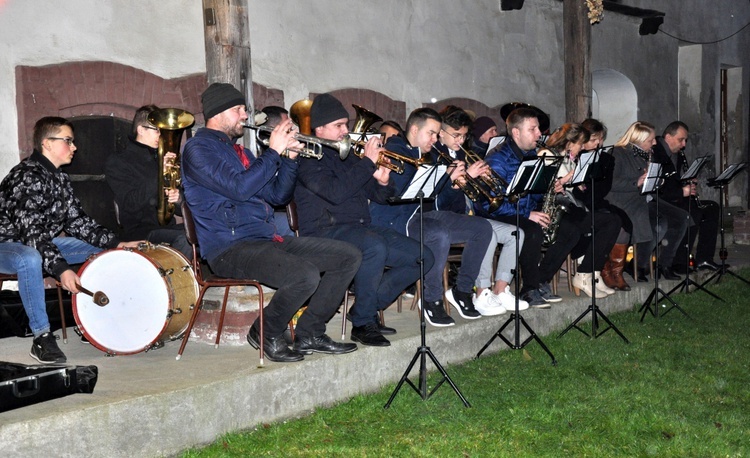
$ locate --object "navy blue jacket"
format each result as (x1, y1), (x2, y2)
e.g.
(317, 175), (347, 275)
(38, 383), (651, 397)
(476, 138), (542, 219)
(181, 127), (297, 263)
(294, 145), (395, 236)
(369, 136), (451, 235)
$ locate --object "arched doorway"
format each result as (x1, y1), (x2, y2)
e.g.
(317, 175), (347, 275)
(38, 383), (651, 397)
(592, 69), (638, 144)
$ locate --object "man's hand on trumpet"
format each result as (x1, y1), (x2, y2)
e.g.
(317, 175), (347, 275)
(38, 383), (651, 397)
(269, 118), (304, 159)
(466, 159), (490, 179)
(363, 136), (391, 185)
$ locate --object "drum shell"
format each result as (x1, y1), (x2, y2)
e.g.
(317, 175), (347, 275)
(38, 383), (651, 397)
(72, 245), (198, 355)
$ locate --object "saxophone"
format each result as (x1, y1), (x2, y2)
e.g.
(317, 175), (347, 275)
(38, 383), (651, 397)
(538, 147), (566, 247)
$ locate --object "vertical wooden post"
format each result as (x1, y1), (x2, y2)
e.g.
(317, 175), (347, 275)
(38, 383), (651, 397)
(563, 0), (592, 123)
(201, 0), (254, 146)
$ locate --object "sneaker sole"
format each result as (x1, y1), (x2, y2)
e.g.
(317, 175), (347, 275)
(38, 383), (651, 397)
(531, 303), (552, 309)
(474, 306), (506, 316)
(29, 351), (66, 364)
(350, 335), (391, 347)
(445, 290), (482, 320)
(416, 301), (456, 327)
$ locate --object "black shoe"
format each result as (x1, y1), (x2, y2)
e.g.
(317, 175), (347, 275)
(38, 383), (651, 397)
(346, 311), (397, 335)
(350, 323), (391, 347)
(30, 332), (67, 364)
(657, 266), (681, 280)
(696, 260), (726, 271)
(247, 325), (304, 363)
(672, 264), (695, 274)
(377, 322), (397, 335)
(445, 288), (482, 319)
(625, 262), (650, 282)
(293, 334), (357, 355)
(419, 300), (455, 327)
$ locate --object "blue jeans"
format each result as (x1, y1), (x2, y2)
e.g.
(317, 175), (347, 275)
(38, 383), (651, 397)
(316, 224), (431, 327)
(0, 238), (101, 337)
(408, 211), (493, 302)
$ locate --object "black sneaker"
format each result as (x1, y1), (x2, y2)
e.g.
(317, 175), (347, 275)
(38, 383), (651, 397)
(521, 289), (550, 309)
(30, 332), (67, 363)
(537, 282), (562, 303)
(419, 300), (456, 327)
(445, 288), (482, 319)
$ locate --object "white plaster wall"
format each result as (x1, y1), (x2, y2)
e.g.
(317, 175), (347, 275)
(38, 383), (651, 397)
(0, 0), (205, 175)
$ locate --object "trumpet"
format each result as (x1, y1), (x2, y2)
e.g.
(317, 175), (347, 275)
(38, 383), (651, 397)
(349, 104), (429, 173)
(431, 146), (504, 212)
(459, 143), (515, 203)
(350, 138), (430, 174)
(243, 122), (350, 160)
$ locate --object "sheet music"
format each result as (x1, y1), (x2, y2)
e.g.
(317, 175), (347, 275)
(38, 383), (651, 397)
(714, 162), (747, 182)
(401, 164), (448, 199)
(641, 162), (663, 194)
(507, 160), (540, 195)
(680, 155), (710, 181)
(487, 135), (506, 152)
(570, 150), (600, 186)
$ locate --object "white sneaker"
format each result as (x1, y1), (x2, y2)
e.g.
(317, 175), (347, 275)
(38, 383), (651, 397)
(500, 286), (530, 311)
(473, 290), (506, 316)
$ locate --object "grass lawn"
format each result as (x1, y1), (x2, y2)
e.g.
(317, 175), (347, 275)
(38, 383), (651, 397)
(182, 270), (750, 457)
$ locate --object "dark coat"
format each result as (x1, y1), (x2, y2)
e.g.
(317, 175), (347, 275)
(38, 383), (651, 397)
(606, 146), (652, 243)
(181, 128), (297, 262)
(0, 150), (119, 277)
(294, 144), (395, 236)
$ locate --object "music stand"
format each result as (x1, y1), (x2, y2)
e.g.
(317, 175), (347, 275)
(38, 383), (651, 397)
(667, 156), (724, 300)
(699, 162), (750, 287)
(558, 148), (629, 342)
(638, 163), (690, 321)
(385, 162), (470, 408)
(476, 157), (557, 365)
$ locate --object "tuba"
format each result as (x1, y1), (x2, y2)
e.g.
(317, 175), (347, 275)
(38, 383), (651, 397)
(148, 108), (195, 226)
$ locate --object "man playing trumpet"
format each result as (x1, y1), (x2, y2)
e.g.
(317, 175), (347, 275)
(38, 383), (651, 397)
(294, 93), (429, 347)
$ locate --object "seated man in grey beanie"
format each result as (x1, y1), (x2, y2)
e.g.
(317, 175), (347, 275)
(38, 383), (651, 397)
(294, 93), (432, 346)
(181, 82), (362, 363)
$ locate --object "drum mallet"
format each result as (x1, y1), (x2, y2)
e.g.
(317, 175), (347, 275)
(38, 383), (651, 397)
(76, 284), (110, 306)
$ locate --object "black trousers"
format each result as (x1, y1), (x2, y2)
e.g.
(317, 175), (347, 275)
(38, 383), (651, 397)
(539, 209), (620, 281)
(674, 198), (720, 266)
(210, 237), (362, 338)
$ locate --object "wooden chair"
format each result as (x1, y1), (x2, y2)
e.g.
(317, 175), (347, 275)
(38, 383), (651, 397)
(176, 202), (267, 364)
(0, 274), (68, 342)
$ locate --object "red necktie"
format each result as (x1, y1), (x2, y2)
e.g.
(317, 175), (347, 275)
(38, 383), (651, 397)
(233, 144), (251, 169)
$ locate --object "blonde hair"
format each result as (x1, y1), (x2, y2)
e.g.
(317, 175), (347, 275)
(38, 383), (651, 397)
(614, 121), (655, 148)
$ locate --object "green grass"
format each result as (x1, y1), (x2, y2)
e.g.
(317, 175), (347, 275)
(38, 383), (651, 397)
(182, 271), (750, 457)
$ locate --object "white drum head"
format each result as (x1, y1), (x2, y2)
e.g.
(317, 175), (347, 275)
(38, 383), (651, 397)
(74, 250), (170, 354)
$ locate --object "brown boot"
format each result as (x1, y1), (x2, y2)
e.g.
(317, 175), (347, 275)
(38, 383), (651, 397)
(602, 244), (631, 291)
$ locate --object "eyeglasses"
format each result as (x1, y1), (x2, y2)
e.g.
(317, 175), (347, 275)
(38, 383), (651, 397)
(142, 125), (160, 133)
(47, 137), (75, 146)
(442, 130), (467, 141)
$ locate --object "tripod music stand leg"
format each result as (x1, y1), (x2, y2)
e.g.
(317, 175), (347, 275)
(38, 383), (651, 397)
(667, 277), (724, 301)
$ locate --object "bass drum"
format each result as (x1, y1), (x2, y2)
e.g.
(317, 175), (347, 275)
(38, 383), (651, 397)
(73, 245), (198, 355)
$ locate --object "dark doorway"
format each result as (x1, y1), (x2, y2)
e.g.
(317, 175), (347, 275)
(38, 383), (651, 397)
(65, 116), (131, 235)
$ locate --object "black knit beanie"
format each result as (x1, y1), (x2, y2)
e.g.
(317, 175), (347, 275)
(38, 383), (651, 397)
(201, 83), (246, 121)
(310, 93), (349, 129)
(472, 116), (497, 140)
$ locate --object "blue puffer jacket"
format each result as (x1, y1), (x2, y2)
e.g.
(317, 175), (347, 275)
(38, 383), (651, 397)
(181, 128), (298, 263)
(476, 139), (542, 219)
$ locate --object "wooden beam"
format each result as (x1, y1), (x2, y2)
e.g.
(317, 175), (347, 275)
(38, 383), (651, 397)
(201, 0), (254, 117)
(563, 0), (592, 124)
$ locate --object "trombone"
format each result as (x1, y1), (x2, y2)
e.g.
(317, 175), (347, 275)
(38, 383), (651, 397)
(243, 122), (350, 160)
